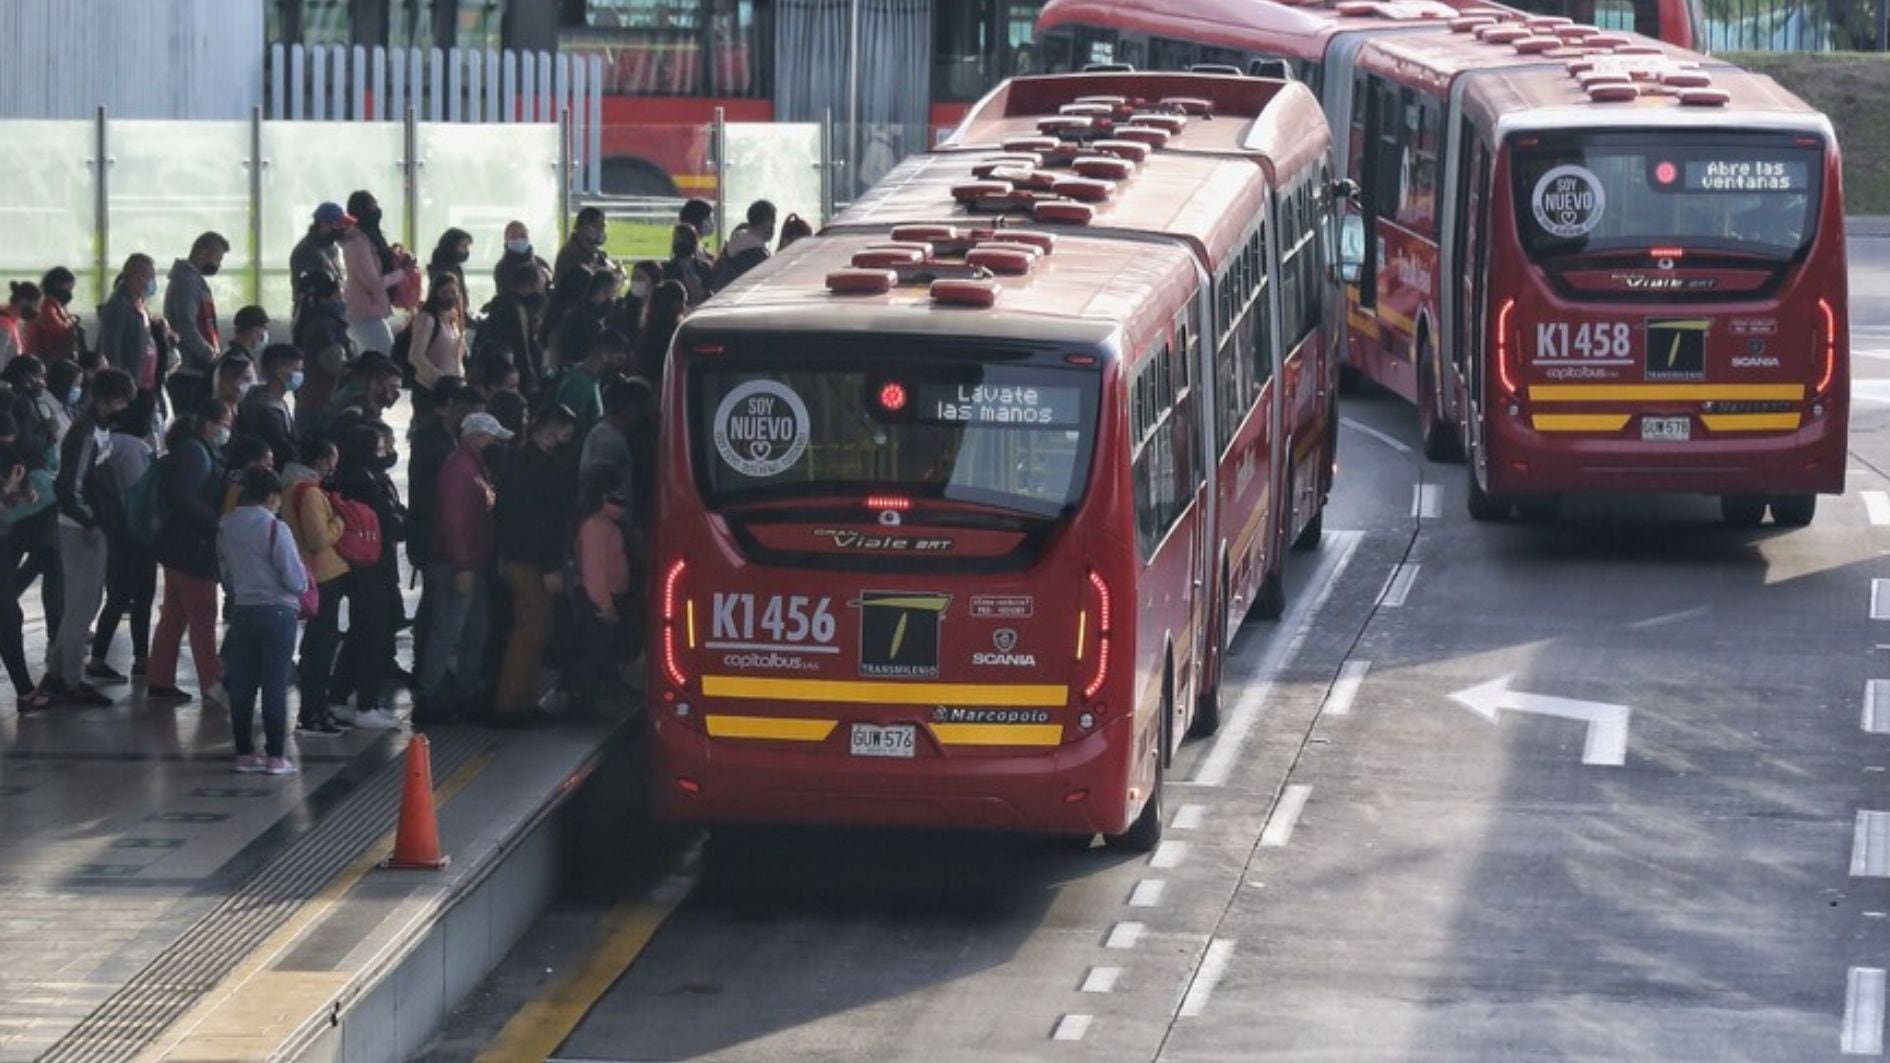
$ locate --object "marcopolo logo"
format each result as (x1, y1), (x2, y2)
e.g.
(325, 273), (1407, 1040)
(713, 379), (810, 479)
(973, 627), (1037, 668)
(1532, 165), (1605, 240)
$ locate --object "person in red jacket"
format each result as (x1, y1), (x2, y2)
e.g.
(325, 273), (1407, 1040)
(413, 411), (510, 722)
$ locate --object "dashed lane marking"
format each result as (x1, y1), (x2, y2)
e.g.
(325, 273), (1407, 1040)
(1866, 492), (1890, 526)
(1321, 660), (1370, 718)
(1052, 1014), (1092, 1042)
(1412, 483), (1440, 519)
(1191, 531), (1362, 787)
(1177, 938), (1235, 1019)
(1341, 417), (1413, 455)
(1150, 841), (1189, 870)
(1378, 563), (1420, 608)
(1845, 967), (1886, 1055)
(1171, 804), (1207, 830)
(1854, 812), (1890, 877)
(1867, 681), (1890, 735)
(1874, 580), (1890, 621)
(1105, 922), (1145, 949)
(1129, 879), (1166, 907)
(1081, 967), (1121, 994)
(1260, 785), (1312, 848)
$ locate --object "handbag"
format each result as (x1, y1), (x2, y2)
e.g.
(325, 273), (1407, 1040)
(391, 262), (423, 310)
(269, 520), (321, 619)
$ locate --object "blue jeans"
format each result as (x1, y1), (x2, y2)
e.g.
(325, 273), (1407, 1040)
(416, 563), (488, 706)
(225, 605), (298, 758)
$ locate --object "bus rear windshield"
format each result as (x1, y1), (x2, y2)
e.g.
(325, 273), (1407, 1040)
(691, 356), (1100, 520)
(1512, 131), (1822, 261)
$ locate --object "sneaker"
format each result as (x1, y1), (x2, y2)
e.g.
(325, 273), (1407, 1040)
(263, 756), (299, 776)
(323, 709), (355, 732)
(130, 658), (148, 678)
(20, 683), (61, 713)
(233, 753), (265, 774)
(201, 683), (229, 709)
(62, 683), (114, 708)
(297, 714), (344, 737)
(146, 685), (193, 703)
(85, 659), (128, 684)
(329, 703), (361, 726)
(351, 707), (404, 730)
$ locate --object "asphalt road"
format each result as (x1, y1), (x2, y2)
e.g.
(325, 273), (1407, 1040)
(420, 226), (1890, 1062)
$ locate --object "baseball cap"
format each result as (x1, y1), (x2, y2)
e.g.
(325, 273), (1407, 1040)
(459, 412), (514, 441)
(313, 202), (356, 226)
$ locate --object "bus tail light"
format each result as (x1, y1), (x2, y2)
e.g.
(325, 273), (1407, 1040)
(661, 558), (689, 689)
(1495, 298), (1519, 397)
(1815, 298), (1837, 397)
(1082, 570), (1114, 701)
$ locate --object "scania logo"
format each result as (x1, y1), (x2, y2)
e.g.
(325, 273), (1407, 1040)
(974, 628), (1035, 667)
(1613, 273), (1717, 291)
(993, 628), (1018, 652)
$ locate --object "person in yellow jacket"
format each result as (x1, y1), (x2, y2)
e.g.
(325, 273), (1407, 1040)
(282, 438), (353, 736)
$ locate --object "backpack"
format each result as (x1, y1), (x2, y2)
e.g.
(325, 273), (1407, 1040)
(122, 459), (164, 547)
(331, 494), (383, 567)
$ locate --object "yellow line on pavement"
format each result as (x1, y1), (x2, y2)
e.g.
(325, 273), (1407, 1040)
(475, 887), (690, 1062)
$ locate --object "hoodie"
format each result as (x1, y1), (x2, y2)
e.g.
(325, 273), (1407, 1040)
(163, 258), (220, 371)
(283, 462), (349, 584)
(710, 225), (772, 291)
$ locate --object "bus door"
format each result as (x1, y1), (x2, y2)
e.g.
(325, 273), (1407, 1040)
(1178, 301), (1212, 729)
(1458, 136), (1494, 465)
(1436, 76), (1472, 425)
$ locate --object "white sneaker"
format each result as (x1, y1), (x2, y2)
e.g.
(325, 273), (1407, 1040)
(202, 682), (229, 708)
(352, 707), (404, 730)
(234, 754), (265, 774)
(329, 703), (361, 726)
(264, 756), (299, 776)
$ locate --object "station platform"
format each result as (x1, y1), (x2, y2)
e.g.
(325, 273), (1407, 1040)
(1, 638), (630, 1061)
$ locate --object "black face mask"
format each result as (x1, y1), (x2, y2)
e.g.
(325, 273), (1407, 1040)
(375, 451), (398, 470)
(453, 248), (470, 265)
(318, 229), (340, 246)
(200, 263), (220, 278)
(359, 208), (383, 227)
(47, 289), (72, 307)
(18, 305), (39, 322)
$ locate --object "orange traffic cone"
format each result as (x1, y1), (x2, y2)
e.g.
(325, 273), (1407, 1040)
(383, 734), (450, 870)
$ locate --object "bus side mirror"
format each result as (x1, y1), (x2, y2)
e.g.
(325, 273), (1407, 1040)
(1337, 213), (1365, 285)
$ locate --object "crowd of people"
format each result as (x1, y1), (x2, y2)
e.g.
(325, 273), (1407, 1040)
(0, 193), (808, 776)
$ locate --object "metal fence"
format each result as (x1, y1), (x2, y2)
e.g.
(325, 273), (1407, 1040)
(1705, 0), (1889, 52)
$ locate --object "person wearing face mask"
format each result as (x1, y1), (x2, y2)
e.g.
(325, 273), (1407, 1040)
(98, 254), (163, 393)
(316, 351), (402, 444)
(492, 219), (553, 299)
(223, 305), (270, 366)
(428, 228), (473, 295)
(566, 470), (633, 718)
(289, 203), (353, 325)
(614, 260), (661, 338)
(24, 267), (84, 362)
(0, 281), (42, 369)
(553, 326), (628, 438)
(340, 190), (414, 355)
(555, 207), (614, 288)
(551, 269), (619, 378)
(710, 199), (777, 291)
(282, 438), (353, 736)
(491, 403), (579, 723)
(85, 392), (159, 683)
(145, 400), (233, 707)
(31, 368), (136, 710)
(660, 224), (712, 307)
(478, 251), (549, 394)
(163, 232), (230, 380)
(415, 411), (511, 723)
(1, 356), (54, 471)
(291, 271), (357, 434)
(330, 423), (407, 728)
(407, 272), (470, 409)
(40, 358), (80, 448)
(238, 345), (305, 473)
(218, 467), (309, 775)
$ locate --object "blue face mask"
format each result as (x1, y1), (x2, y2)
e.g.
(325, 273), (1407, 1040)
(288, 370), (305, 392)
(506, 238), (531, 256)
(143, 277), (158, 299)
(66, 386), (82, 406)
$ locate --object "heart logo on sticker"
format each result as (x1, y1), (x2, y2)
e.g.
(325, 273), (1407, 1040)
(748, 440), (772, 461)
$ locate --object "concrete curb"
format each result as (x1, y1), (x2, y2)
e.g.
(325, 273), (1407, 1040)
(1850, 215), (1890, 238)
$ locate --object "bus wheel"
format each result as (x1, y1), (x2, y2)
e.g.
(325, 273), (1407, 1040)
(1467, 467), (1511, 522)
(1720, 494), (1767, 528)
(1418, 356), (1461, 463)
(1770, 494), (1817, 527)
(1254, 550), (1287, 621)
(1293, 461), (1325, 552)
(1190, 573), (1227, 738)
(1107, 690), (1167, 853)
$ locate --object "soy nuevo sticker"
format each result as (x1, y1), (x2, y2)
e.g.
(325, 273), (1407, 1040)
(714, 379), (810, 478)
(1532, 165), (1605, 239)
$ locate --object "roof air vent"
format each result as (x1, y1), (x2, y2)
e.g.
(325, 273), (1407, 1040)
(1587, 83), (1639, 102)
(889, 225), (961, 244)
(1513, 35), (1559, 54)
(1679, 88), (1730, 107)
(1033, 201), (1096, 225)
(827, 269), (897, 295)
(930, 278), (1000, 308)
(1091, 139), (1152, 162)
(1158, 96), (1214, 115)
(851, 247), (926, 270)
(965, 246), (1036, 276)
(1074, 155), (1136, 181)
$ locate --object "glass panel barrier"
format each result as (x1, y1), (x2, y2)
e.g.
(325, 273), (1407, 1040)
(414, 121), (561, 314)
(0, 121), (100, 316)
(109, 121), (254, 334)
(593, 124), (715, 264)
(258, 121), (408, 322)
(725, 122), (823, 237)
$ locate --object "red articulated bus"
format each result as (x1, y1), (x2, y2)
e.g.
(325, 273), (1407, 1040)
(646, 72), (1338, 850)
(1040, 0), (1846, 523)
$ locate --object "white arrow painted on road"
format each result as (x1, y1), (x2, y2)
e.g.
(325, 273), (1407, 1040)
(1448, 676), (1631, 767)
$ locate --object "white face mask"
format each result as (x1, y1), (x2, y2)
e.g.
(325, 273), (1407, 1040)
(506, 238), (532, 256)
(237, 379), (258, 398)
(257, 329), (270, 350)
(630, 281), (652, 299)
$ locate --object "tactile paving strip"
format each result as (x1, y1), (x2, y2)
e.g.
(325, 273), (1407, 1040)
(41, 731), (488, 1063)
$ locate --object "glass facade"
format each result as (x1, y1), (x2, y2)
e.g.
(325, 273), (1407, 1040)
(560, 0), (769, 98)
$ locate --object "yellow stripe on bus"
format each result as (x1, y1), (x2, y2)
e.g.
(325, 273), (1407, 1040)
(1531, 413), (1630, 432)
(700, 675), (1069, 707)
(704, 715), (837, 741)
(1529, 384), (1803, 403)
(930, 723), (1065, 747)
(1702, 413), (1802, 432)
(674, 174), (717, 191)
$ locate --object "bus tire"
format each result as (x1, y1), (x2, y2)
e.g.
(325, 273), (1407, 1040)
(1190, 571), (1227, 738)
(1418, 354), (1460, 463)
(1770, 494), (1816, 527)
(1107, 682), (1167, 853)
(1467, 467), (1511, 522)
(1720, 494), (1767, 528)
(1293, 503), (1324, 551)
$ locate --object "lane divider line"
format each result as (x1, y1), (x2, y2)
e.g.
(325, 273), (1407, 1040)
(1081, 967), (1122, 994)
(1170, 804), (1207, 830)
(1845, 967), (1887, 1055)
(1052, 1014), (1092, 1042)
(1191, 531), (1363, 787)
(1129, 879), (1166, 908)
(1105, 922), (1145, 950)
(1260, 785), (1312, 848)
(1854, 811), (1890, 878)
(1866, 491), (1890, 526)
(1342, 417), (1413, 455)
(1150, 841), (1189, 870)
(1378, 564), (1420, 608)
(1875, 580), (1890, 621)
(1412, 484), (1440, 520)
(1321, 661), (1371, 719)
(1177, 938), (1235, 1019)
(1867, 681), (1890, 735)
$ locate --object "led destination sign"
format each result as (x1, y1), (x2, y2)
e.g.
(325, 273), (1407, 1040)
(918, 383), (1082, 428)
(1682, 158), (1809, 193)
